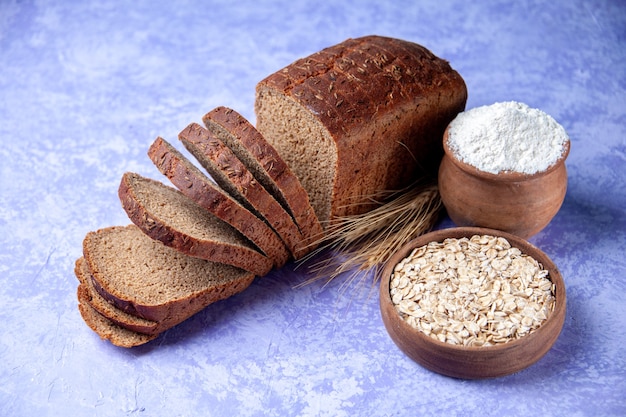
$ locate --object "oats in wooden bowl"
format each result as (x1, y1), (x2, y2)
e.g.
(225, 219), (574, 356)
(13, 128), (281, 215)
(379, 227), (566, 379)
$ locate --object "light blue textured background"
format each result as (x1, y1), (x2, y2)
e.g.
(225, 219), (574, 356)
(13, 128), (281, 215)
(1, 1), (625, 416)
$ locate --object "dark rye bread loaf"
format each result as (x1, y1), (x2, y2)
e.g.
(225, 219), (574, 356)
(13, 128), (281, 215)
(147, 136), (290, 268)
(75, 257), (160, 335)
(179, 123), (308, 260)
(255, 35), (467, 225)
(82, 225), (255, 324)
(119, 171), (273, 276)
(203, 106), (323, 253)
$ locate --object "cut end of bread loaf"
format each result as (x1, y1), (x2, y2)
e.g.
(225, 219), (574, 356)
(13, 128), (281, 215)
(254, 91), (336, 226)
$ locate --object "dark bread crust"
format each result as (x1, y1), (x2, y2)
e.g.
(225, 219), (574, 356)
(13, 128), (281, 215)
(118, 172), (273, 276)
(148, 136), (290, 268)
(256, 35), (467, 220)
(179, 123), (309, 259)
(203, 106), (324, 252)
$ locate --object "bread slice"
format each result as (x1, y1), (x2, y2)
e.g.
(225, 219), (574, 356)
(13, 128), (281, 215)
(179, 123), (308, 260)
(82, 225), (255, 323)
(75, 257), (160, 335)
(147, 136), (290, 268)
(119, 171), (273, 276)
(77, 286), (158, 348)
(202, 106), (324, 253)
(255, 35), (468, 225)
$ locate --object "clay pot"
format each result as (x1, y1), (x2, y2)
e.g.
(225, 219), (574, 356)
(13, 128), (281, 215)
(379, 227), (567, 379)
(438, 127), (570, 239)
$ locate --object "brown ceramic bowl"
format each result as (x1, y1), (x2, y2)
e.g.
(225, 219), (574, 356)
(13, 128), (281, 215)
(379, 227), (566, 379)
(438, 127), (570, 239)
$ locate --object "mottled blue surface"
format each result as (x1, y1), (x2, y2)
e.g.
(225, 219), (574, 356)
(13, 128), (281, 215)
(1, 1), (625, 416)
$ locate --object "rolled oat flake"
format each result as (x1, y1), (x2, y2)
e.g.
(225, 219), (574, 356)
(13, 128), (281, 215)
(447, 101), (569, 175)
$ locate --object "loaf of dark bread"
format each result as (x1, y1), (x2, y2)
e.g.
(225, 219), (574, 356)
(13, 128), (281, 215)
(255, 35), (467, 225)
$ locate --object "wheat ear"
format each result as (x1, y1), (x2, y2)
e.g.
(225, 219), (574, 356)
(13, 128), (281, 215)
(300, 182), (442, 288)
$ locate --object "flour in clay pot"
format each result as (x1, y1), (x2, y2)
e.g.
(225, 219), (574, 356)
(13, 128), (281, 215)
(446, 101), (570, 175)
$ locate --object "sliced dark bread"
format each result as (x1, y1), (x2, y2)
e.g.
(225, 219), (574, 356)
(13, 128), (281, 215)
(77, 286), (158, 348)
(147, 136), (290, 269)
(178, 123), (308, 260)
(75, 257), (160, 335)
(202, 106), (323, 254)
(82, 225), (256, 323)
(119, 171), (273, 276)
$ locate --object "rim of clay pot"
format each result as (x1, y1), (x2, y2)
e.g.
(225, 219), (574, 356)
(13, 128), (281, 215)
(442, 127), (571, 182)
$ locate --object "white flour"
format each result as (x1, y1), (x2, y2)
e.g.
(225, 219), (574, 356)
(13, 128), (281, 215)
(446, 101), (569, 175)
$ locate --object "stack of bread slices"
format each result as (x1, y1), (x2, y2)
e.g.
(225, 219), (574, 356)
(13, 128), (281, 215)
(75, 35), (467, 347)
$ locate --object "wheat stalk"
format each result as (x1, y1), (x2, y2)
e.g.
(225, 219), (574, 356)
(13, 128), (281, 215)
(299, 181), (443, 289)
